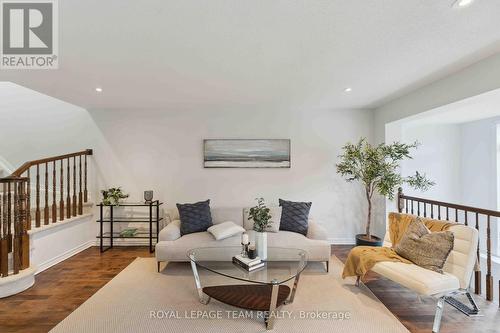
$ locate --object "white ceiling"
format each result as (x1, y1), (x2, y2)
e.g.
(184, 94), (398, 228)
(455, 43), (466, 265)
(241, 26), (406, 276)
(2, 0), (500, 110)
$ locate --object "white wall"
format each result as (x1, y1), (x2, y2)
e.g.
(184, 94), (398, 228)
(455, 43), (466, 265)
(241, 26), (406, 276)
(400, 123), (462, 203)
(383, 121), (463, 221)
(460, 117), (498, 210)
(88, 107), (374, 243)
(30, 214), (95, 273)
(460, 117), (499, 257)
(0, 82), (97, 167)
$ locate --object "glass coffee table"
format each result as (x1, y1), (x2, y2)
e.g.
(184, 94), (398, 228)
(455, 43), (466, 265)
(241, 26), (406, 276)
(188, 247), (307, 329)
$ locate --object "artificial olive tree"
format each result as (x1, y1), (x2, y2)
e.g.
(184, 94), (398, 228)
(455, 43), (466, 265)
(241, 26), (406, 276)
(336, 138), (434, 240)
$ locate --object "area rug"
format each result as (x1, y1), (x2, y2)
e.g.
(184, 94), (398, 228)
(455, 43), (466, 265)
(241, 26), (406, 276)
(50, 256), (409, 333)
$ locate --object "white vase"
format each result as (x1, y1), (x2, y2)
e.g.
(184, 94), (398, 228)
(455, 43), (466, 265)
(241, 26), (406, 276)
(255, 231), (268, 261)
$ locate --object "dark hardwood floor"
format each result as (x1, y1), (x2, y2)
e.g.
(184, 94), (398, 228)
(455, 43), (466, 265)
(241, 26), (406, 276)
(0, 245), (498, 333)
(0, 247), (152, 333)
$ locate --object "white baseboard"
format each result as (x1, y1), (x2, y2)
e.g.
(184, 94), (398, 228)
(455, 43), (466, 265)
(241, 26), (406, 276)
(35, 239), (96, 274)
(328, 238), (355, 245)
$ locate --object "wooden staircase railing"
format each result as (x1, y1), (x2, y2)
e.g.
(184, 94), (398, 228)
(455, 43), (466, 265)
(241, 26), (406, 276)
(11, 149), (93, 229)
(398, 188), (500, 305)
(0, 149), (92, 279)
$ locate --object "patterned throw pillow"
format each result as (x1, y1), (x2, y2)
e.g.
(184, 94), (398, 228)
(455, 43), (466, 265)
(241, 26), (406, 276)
(395, 218), (454, 273)
(278, 199), (311, 236)
(177, 200), (213, 236)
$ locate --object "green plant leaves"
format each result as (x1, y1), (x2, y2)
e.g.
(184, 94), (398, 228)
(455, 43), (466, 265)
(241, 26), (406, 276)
(101, 187), (129, 205)
(248, 197), (272, 232)
(336, 138), (434, 199)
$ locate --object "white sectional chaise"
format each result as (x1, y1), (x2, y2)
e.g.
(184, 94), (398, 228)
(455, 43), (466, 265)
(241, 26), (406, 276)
(371, 218), (479, 333)
(155, 207), (331, 271)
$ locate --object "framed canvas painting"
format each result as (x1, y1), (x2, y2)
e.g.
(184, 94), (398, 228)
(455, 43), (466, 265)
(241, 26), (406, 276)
(204, 139), (291, 168)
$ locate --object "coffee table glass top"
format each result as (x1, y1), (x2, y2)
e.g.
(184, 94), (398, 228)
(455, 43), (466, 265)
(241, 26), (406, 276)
(187, 247), (307, 285)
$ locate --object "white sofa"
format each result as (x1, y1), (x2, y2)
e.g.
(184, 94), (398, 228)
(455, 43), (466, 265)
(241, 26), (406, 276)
(155, 207), (331, 271)
(369, 217), (479, 333)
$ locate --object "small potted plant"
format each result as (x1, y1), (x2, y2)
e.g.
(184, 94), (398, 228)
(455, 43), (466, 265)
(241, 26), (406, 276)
(248, 198), (272, 260)
(101, 187), (129, 206)
(336, 138), (434, 246)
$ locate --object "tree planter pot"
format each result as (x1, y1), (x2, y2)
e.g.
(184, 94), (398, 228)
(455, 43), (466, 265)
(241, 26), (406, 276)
(255, 232), (268, 260)
(355, 234), (383, 247)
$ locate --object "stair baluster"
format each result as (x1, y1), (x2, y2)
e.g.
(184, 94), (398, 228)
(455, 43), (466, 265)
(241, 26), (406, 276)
(84, 154), (88, 202)
(35, 165), (40, 227)
(72, 157), (77, 217)
(78, 156), (83, 215)
(44, 162), (49, 225)
(59, 160), (64, 221)
(26, 169), (31, 230)
(66, 158), (71, 219)
(475, 212), (481, 295)
(486, 215), (493, 301)
(52, 161), (57, 222)
(0, 184), (7, 277)
(12, 181), (19, 274)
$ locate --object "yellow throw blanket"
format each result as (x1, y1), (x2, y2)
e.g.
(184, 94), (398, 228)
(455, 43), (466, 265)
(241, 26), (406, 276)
(342, 213), (456, 279)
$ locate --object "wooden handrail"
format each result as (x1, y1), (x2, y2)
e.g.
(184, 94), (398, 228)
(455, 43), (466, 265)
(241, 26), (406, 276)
(397, 187), (499, 305)
(398, 193), (500, 218)
(11, 149), (93, 177)
(7, 149), (92, 228)
(0, 177), (29, 183)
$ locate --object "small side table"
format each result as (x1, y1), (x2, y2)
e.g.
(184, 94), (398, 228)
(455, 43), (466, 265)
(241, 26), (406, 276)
(97, 201), (163, 253)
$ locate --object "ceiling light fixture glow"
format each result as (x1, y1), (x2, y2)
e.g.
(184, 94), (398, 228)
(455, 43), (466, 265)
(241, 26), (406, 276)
(453, 0), (474, 8)
(95, 87), (103, 93)
(344, 87), (352, 93)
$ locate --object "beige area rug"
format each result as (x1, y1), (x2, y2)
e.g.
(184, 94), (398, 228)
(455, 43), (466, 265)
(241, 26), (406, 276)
(50, 256), (409, 333)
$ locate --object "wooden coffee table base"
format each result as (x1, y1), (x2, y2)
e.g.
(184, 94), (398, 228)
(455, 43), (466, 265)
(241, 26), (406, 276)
(203, 284), (291, 311)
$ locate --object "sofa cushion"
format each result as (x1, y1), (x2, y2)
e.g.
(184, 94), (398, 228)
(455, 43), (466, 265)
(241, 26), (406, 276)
(159, 220), (181, 241)
(243, 206), (281, 232)
(260, 230), (330, 260)
(395, 218), (454, 273)
(211, 207), (244, 226)
(279, 199), (311, 236)
(177, 200), (213, 236)
(306, 219), (328, 241)
(371, 260), (460, 296)
(156, 231), (242, 261)
(155, 228), (330, 262)
(207, 221), (245, 240)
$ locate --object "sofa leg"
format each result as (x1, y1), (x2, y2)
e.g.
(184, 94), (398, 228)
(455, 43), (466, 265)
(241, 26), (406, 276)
(325, 260), (329, 273)
(355, 276), (360, 287)
(157, 262), (161, 273)
(432, 296), (446, 333)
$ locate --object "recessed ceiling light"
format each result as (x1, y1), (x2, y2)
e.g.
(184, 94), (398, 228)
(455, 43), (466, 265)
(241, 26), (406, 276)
(453, 0), (474, 8)
(95, 87), (103, 93)
(344, 87), (352, 93)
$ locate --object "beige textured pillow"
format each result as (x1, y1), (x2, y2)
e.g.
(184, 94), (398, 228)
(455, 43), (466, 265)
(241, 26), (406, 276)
(394, 218), (454, 273)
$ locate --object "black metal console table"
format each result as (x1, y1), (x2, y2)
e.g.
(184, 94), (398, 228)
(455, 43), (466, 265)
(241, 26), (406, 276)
(97, 201), (163, 253)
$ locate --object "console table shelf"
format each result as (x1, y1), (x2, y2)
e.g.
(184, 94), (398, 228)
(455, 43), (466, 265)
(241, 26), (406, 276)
(97, 201), (163, 253)
(97, 232), (158, 239)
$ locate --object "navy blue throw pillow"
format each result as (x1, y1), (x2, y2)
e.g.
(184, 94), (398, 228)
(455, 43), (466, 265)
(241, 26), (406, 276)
(177, 200), (213, 236)
(279, 199), (311, 236)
